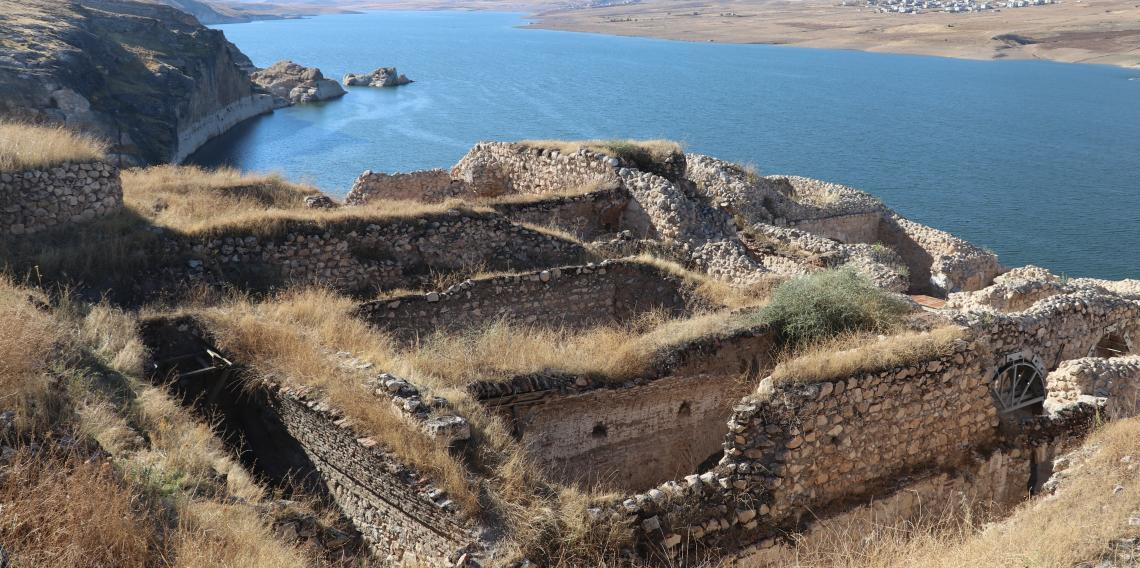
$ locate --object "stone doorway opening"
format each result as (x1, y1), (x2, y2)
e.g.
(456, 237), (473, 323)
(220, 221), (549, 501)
(1092, 331), (1131, 359)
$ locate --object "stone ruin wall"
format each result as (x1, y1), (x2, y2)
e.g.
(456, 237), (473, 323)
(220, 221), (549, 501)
(266, 383), (477, 566)
(728, 445), (1030, 566)
(590, 343), (1008, 561)
(878, 215), (1002, 295)
(787, 211), (882, 246)
(356, 259), (703, 344)
(450, 141), (620, 197)
(151, 211), (591, 297)
(488, 183), (635, 241)
(589, 287), (1140, 561)
(472, 330), (776, 492)
(0, 161), (122, 236)
(345, 169), (470, 205)
(1047, 356), (1140, 419)
(962, 289), (1140, 374)
(139, 318), (479, 567)
(360, 143), (1002, 295)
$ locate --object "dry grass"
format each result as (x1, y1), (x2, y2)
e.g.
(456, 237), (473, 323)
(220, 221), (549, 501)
(406, 309), (748, 385)
(631, 253), (779, 310)
(773, 416), (1140, 568)
(173, 500), (312, 568)
(0, 123), (107, 172)
(0, 449), (160, 568)
(192, 287), (752, 560)
(0, 275), (70, 434)
(0, 286), (326, 567)
(195, 288), (475, 512)
(123, 166), (505, 237)
(122, 165), (321, 230)
(770, 326), (966, 384)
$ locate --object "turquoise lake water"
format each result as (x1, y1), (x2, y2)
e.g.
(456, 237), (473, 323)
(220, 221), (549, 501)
(193, 11), (1140, 280)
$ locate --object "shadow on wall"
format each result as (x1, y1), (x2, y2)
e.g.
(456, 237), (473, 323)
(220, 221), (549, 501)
(876, 217), (936, 295)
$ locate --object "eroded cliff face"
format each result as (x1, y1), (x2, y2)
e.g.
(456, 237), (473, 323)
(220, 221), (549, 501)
(0, 0), (272, 165)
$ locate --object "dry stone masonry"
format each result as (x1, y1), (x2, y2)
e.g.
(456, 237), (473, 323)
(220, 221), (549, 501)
(0, 161), (122, 236)
(101, 140), (1140, 567)
(356, 259), (703, 343)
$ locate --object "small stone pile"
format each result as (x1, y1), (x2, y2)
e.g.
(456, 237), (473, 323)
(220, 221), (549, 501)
(0, 161), (122, 236)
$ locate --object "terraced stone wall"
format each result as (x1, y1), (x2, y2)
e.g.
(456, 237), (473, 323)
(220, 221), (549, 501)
(160, 211), (592, 296)
(489, 183), (635, 240)
(0, 161), (122, 236)
(356, 260), (702, 342)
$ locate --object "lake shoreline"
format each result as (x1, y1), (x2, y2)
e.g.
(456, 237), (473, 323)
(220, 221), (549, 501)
(214, 1), (1140, 70)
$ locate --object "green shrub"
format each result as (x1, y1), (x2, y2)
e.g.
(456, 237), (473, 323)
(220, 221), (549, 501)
(756, 269), (912, 346)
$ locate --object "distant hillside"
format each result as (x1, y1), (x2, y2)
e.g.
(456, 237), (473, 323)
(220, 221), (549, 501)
(154, 0), (253, 23)
(154, 0), (356, 24)
(0, 0), (272, 164)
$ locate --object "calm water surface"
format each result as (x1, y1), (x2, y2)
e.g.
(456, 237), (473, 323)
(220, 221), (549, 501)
(193, 11), (1140, 279)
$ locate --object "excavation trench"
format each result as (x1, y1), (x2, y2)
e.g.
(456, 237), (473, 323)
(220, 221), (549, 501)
(140, 317), (478, 565)
(141, 317), (322, 492)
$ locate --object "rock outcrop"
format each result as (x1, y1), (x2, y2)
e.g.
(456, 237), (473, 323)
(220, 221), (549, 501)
(251, 61), (347, 106)
(343, 67), (413, 88)
(0, 0), (274, 165)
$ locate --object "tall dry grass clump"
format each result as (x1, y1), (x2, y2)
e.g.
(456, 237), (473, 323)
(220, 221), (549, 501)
(0, 276), (70, 433)
(0, 449), (159, 567)
(0, 123), (107, 172)
(172, 501), (312, 568)
(757, 268), (912, 347)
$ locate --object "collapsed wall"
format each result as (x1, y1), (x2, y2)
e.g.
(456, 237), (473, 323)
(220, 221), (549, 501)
(346, 169), (470, 205)
(487, 182), (634, 241)
(356, 259), (703, 343)
(1046, 356), (1140, 419)
(0, 161), (122, 236)
(471, 327), (776, 492)
(450, 142), (620, 196)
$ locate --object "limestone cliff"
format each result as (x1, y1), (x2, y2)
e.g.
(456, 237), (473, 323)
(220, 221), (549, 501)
(0, 0), (273, 165)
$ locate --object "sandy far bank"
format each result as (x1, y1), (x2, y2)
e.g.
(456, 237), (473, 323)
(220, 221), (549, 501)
(523, 0), (1140, 69)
